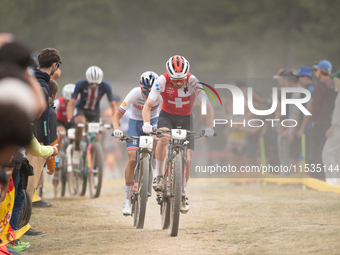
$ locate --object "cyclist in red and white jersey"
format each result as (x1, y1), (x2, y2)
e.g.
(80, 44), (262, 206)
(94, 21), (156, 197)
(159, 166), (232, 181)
(55, 84), (75, 151)
(142, 55), (214, 213)
(113, 71), (162, 215)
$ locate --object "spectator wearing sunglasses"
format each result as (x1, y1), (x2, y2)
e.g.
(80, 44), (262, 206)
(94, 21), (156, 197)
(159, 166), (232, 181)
(26, 48), (61, 212)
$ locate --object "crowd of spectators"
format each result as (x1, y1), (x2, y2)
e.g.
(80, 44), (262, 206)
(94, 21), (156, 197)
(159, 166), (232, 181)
(194, 61), (340, 186)
(0, 33), (59, 254)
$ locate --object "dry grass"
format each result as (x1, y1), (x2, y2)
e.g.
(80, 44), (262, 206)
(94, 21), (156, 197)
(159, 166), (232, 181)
(23, 179), (340, 255)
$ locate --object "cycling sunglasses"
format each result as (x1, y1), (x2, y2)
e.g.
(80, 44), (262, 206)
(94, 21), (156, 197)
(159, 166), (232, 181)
(170, 78), (187, 84)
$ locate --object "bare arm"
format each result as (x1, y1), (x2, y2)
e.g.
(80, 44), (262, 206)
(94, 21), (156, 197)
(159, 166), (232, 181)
(110, 100), (118, 126)
(113, 111), (124, 130)
(67, 98), (76, 120)
(142, 98), (155, 123)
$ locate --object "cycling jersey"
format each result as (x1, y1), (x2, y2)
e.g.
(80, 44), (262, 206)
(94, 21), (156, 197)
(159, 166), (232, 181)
(118, 87), (162, 121)
(54, 97), (67, 123)
(72, 79), (115, 110)
(148, 73), (204, 116)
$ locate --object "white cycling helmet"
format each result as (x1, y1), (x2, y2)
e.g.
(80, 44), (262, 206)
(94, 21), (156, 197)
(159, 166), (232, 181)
(86, 66), (103, 84)
(166, 55), (190, 79)
(62, 83), (75, 100)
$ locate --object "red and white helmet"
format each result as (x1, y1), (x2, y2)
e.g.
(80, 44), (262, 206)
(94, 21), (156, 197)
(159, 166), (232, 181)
(166, 55), (190, 79)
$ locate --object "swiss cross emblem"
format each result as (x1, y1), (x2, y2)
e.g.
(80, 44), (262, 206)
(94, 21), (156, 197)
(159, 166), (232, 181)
(168, 98), (190, 108)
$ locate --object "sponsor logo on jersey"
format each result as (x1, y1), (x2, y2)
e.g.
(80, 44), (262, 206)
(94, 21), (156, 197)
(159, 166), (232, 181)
(133, 104), (144, 110)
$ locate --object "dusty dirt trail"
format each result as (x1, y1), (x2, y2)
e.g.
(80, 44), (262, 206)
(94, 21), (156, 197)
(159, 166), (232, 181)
(25, 179), (340, 255)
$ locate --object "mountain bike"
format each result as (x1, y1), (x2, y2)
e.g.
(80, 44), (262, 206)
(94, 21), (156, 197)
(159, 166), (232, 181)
(118, 134), (155, 229)
(153, 128), (215, 236)
(67, 121), (111, 198)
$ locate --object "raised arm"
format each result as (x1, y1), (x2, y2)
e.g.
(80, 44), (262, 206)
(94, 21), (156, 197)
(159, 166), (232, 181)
(67, 98), (76, 120)
(142, 98), (155, 124)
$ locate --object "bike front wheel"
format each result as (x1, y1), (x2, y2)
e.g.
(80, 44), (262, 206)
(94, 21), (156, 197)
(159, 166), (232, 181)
(169, 154), (182, 236)
(68, 146), (87, 196)
(88, 142), (104, 198)
(134, 156), (149, 229)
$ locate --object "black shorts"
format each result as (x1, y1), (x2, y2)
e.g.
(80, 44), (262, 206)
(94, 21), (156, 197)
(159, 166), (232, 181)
(157, 110), (194, 150)
(74, 106), (100, 122)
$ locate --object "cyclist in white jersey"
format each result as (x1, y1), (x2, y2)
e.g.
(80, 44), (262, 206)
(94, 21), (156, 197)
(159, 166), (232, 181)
(113, 71), (162, 215)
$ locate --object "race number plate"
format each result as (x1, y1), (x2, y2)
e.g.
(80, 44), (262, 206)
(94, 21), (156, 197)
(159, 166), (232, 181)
(88, 122), (101, 133)
(139, 136), (154, 149)
(171, 129), (187, 140)
(67, 128), (75, 140)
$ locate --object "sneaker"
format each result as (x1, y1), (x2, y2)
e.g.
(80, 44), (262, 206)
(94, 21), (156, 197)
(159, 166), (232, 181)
(152, 176), (163, 191)
(16, 240), (31, 248)
(180, 196), (189, 214)
(24, 228), (45, 237)
(72, 150), (81, 165)
(122, 199), (131, 216)
(32, 199), (53, 207)
(7, 243), (26, 252)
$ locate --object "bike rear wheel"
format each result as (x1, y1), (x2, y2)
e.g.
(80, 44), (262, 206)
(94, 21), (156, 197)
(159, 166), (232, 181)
(169, 154), (182, 236)
(134, 156), (149, 229)
(88, 142), (104, 198)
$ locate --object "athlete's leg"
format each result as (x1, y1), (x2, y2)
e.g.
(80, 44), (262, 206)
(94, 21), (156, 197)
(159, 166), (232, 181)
(74, 115), (85, 150)
(125, 150), (136, 185)
(122, 150), (137, 215)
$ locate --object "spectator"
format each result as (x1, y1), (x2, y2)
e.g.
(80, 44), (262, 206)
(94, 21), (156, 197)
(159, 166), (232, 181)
(0, 41), (46, 118)
(26, 48), (61, 233)
(322, 71), (340, 185)
(297, 66), (315, 164)
(311, 60), (335, 181)
(273, 69), (291, 168)
(44, 79), (59, 175)
(285, 70), (302, 166)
